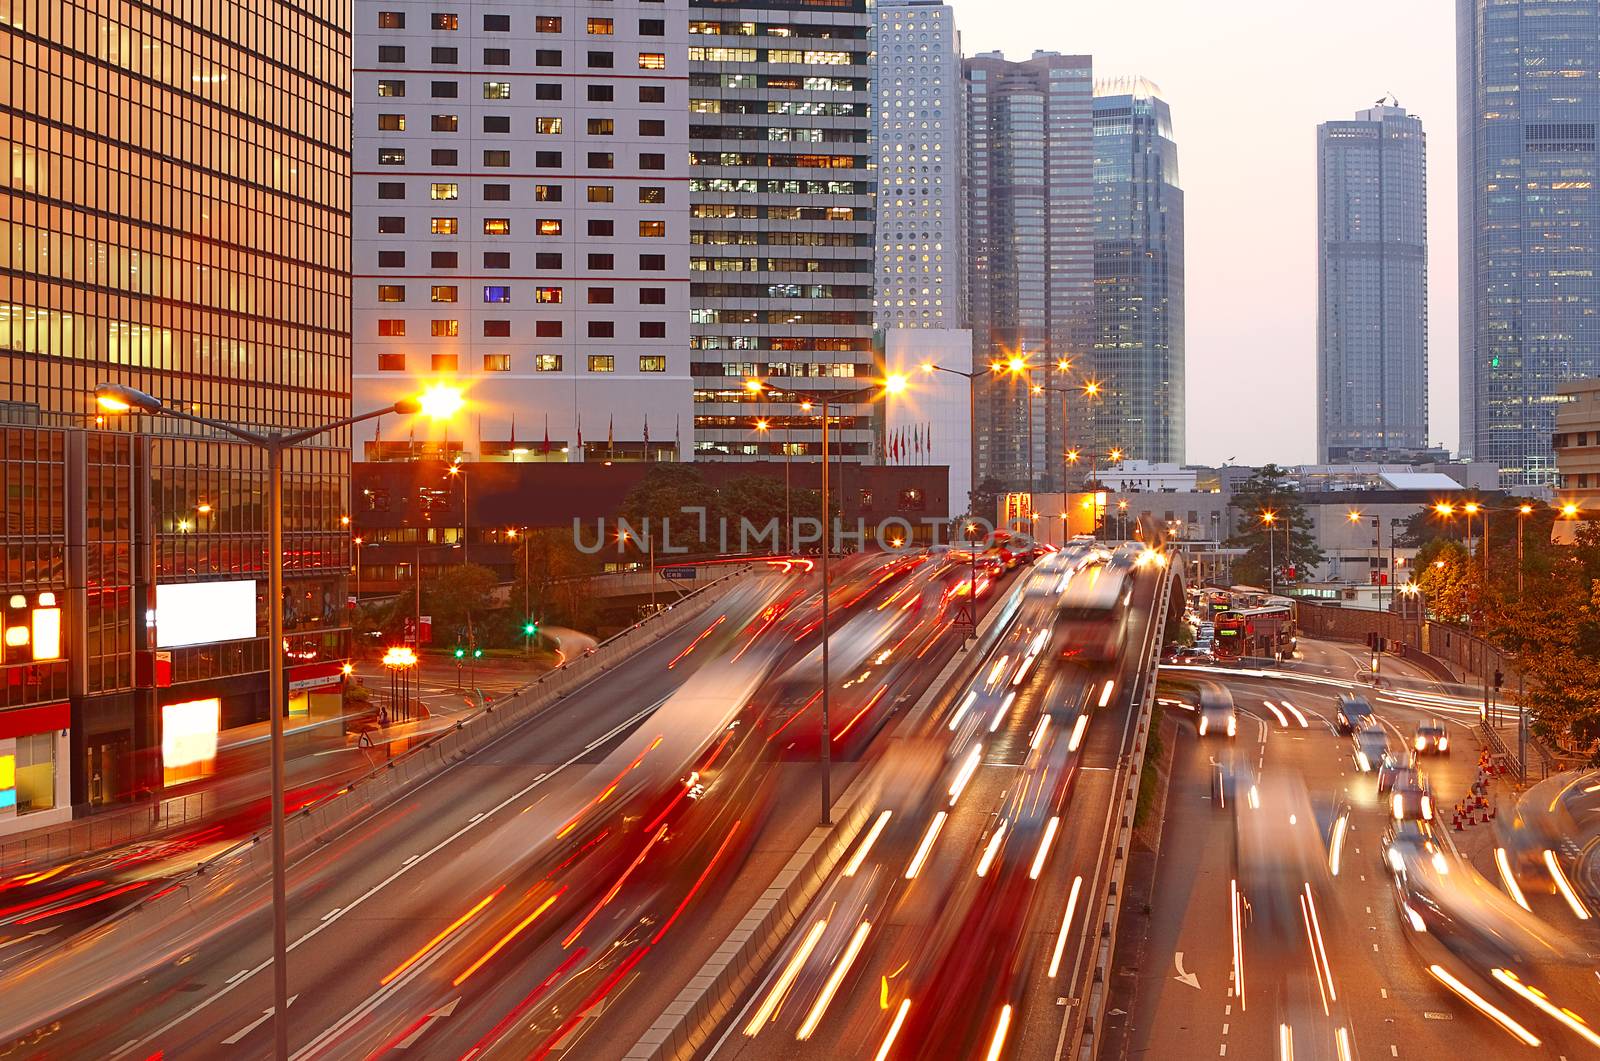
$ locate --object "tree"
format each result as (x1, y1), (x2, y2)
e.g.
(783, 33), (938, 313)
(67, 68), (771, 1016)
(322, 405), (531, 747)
(1224, 464), (1324, 587)
(620, 464), (715, 550)
(508, 527), (605, 631)
(420, 562), (499, 647)
(1413, 538), (1473, 623)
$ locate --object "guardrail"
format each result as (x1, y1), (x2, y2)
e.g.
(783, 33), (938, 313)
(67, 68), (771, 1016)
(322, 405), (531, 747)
(1067, 562), (1176, 1061)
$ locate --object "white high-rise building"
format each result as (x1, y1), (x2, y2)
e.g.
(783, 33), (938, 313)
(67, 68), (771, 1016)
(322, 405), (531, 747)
(352, 0), (692, 462)
(875, 0), (965, 331)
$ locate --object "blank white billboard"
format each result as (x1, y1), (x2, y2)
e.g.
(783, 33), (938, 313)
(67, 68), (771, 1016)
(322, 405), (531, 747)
(156, 580), (258, 648)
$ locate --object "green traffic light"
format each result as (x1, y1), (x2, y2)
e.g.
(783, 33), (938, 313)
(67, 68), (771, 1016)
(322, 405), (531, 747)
(523, 622), (537, 635)
(453, 647), (465, 659)
(472, 648), (483, 658)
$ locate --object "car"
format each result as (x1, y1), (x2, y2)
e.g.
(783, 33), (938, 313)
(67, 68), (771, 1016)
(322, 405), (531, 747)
(1376, 751), (1410, 793)
(1413, 720), (1449, 756)
(1335, 692), (1374, 736)
(1351, 725), (1390, 773)
(1197, 684), (1237, 738)
(1389, 768), (1434, 822)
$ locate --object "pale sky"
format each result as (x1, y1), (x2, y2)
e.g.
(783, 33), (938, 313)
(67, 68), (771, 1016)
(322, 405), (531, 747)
(955, 0), (1459, 466)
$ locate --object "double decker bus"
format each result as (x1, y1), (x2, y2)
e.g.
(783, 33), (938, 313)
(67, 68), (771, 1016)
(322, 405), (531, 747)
(1212, 606), (1294, 661)
(1055, 561), (1132, 661)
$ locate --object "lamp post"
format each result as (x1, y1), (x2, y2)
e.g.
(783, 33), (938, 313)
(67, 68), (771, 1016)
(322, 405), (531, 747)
(353, 536), (364, 605)
(446, 456), (468, 566)
(94, 381), (441, 1061)
(920, 360), (983, 539)
(1261, 509), (1279, 595)
(1517, 503), (1532, 596)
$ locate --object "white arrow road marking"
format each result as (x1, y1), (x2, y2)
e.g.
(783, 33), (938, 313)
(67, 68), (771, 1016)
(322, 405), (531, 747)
(1174, 951), (1200, 989)
(0, 926), (60, 952)
(394, 998), (460, 1049)
(222, 994), (298, 1045)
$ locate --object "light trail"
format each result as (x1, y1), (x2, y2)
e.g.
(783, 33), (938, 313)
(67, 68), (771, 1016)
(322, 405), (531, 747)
(1231, 878), (1246, 1011)
(1067, 712), (1089, 753)
(905, 811), (948, 880)
(453, 889), (564, 986)
(984, 1004), (1013, 1061)
(949, 744), (982, 805)
(976, 820), (1008, 877)
(380, 887), (501, 986)
(796, 919), (872, 1040)
(1492, 968), (1600, 1049)
(1494, 847), (1531, 910)
(1427, 964), (1541, 1047)
(1047, 875), (1084, 977)
(844, 811), (892, 877)
(873, 999), (911, 1061)
(1029, 816), (1060, 880)
(989, 691), (1016, 733)
(1098, 679), (1115, 708)
(1545, 849), (1590, 919)
(949, 691), (978, 731)
(744, 919), (828, 1035)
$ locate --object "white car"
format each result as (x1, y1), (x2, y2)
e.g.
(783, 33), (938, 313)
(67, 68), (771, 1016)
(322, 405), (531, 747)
(1197, 685), (1237, 738)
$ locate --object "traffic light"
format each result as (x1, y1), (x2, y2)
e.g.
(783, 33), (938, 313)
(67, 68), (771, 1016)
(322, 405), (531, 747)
(1494, 669), (1504, 691)
(453, 646), (465, 660)
(523, 621), (538, 636)
(472, 647), (483, 659)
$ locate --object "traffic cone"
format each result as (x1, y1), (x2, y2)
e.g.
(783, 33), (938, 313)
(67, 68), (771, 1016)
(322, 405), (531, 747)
(1454, 811), (1464, 831)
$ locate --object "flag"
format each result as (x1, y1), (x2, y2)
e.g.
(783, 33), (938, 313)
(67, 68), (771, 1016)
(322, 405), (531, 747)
(675, 415), (681, 448)
(607, 415), (614, 458)
(541, 414), (550, 455)
(510, 412), (516, 447)
(644, 415), (650, 446)
(577, 414), (583, 448)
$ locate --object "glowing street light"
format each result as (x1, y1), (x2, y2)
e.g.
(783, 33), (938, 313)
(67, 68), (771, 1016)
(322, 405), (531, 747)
(884, 372), (908, 395)
(418, 383), (465, 420)
(1562, 502), (1580, 518)
(1434, 502), (1455, 518)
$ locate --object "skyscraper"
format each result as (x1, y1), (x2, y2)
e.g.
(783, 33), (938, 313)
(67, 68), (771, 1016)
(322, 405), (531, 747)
(1459, 0), (1600, 488)
(1317, 103), (1427, 463)
(876, 0), (964, 331)
(965, 51), (1094, 492)
(352, 0), (692, 463)
(0, 0), (353, 821)
(1092, 78), (1185, 465)
(688, 0), (877, 463)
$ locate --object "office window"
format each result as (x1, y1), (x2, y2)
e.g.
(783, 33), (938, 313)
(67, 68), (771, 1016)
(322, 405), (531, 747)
(535, 354), (564, 371)
(588, 118), (615, 135)
(431, 285), (459, 303)
(537, 218), (562, 236)
(639, 120), (665, 137)
(587, 152), (614, 168)
(484, 320), (511, 337)
(640, 152), (666, 170)
(378, 79), (406, 97)
(536, 151), (562, 168)
(378, 11), (405, 28)
(534, 184), (563, 202)
(485, 48), (511, 65)
(377, 113), (405, 131)
(639, 186), (665, 203)
(588, 355), (616, 373)
(378, 216), (406, 234)
(430, 183), (459, 200)
(536, 83), (563, 100)
(378, 353), (407, 371)
(484, 252), (511, 268)
(377, 285), (405, 302)
(640, 355), (668, 372)
(431, 47), (458, 63)
(432, 354), (460, 372)
(432, 319), (460, 335)
(432, 12), (458, 30)
(377, 319), (406, 336)
(432, 148), (459, 165)
(484, 115), (511, 133)
(536, 286), (564, 303)
(640, 18), (664, 35)
(639, 85), (665, 103)
(588, 253), (615, 269)
(536, 49), (562, 67)
(484, 286), (512, 303)
(484, 218), (511, 235)
(378, 148), (406, 165)
(536, 16), (562, 32)
(588, 321), (615, 338)
(535, 252), (563, 269)
(483, 354), (512, 372)
(483, 149), (510, 167)
(640, 321), (667, 338)
(483, 13), (510, 31)
(484, 81), (511, 99)
(587, 50), (614, 69)
(640, 287), (666, 305)
(431, 251), (459, 268)
(638, 53), (667, 70)
(639, 220), (666, 237)
(378, 250), (407, 268)
(537, 117), (563, 134)
(588, 17), (614, 33)
(640, 254), (666, 270)
(431, 114), (459, 132)
(431, 80), (459, 98)
(588, 287), (615, 304)
(588, 85), (615, 102)
(483, 183), (510, 201)
(588, 185), (614, 202)
(377, 182), (405, 199)
(588, 219), (614, 236)
(430, 217), (459, 235)
(378, 45), (405, 63)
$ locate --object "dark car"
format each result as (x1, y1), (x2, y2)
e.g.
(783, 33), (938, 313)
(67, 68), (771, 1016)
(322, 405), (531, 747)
(1352, 725), (1390, 773)
(1335, 693), (1374, 736)
(1413, 720), (1450, 756)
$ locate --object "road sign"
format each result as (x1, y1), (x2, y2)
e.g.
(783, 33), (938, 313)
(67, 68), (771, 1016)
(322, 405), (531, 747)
(661, 567), (697, 580)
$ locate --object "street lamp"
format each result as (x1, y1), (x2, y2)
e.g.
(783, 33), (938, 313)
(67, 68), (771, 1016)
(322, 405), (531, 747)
(1517, 503), (1533, 596)
(1260, 510), (1279, 595)
(93, 381), (442, 1061)
(921, 360), (983, 535)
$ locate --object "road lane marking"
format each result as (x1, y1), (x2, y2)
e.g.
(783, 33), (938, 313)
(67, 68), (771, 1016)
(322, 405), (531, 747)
(320, 908), (341, 922)
(225, 969), (250, 984)
(393, 997), (460, 1049)
(222, 995), (297, 1045)
(110, 697), (667, 1060)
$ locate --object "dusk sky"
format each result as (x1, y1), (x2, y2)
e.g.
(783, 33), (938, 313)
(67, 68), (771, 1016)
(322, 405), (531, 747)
(958, 0), (1458, 467)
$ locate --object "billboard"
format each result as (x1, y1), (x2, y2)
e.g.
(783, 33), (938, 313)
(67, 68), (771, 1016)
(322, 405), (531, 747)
(155, 580), (257, 648)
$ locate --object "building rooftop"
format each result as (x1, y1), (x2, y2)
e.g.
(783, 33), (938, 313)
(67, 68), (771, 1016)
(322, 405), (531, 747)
(1376, 471), (1464, 491)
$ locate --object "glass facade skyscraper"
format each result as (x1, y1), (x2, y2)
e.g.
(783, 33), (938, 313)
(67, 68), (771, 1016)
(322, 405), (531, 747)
(1092, 78), (1184, 466)
(1317, 104), (1427, 463)
(965, 50), (1094, 492)
(0, 0), (353, 819)
(1458, 0), (1600, 488)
